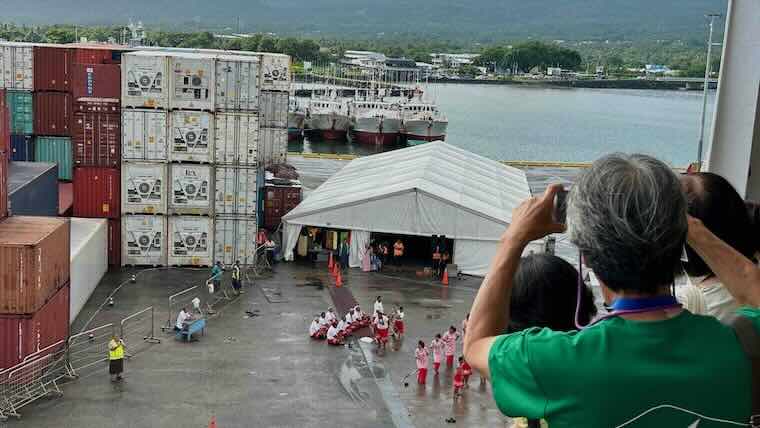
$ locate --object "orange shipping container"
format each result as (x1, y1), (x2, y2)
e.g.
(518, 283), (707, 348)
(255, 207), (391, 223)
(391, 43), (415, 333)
(0, 282), (70, 369)
(0, 216), (70, 314)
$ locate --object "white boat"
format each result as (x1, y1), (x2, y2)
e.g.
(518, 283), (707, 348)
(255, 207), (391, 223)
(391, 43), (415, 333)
(306, 96), (351, 140)
(350, 100), (402, 145)
(288, 97), (305, 140)
(401, 99), (448, 143)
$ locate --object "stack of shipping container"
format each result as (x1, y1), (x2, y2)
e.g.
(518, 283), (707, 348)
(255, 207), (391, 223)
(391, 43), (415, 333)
(120, 50), (290, 266)
(70, 45), (123, 266)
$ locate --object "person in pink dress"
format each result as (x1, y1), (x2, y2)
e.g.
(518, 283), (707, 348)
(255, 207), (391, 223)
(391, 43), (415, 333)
(461, 358), (472, 387)
(442, 326), (460, 368)
(430, 334), (444, 374)
(393, 306), (405, 338)
(453, 357), (465, 399)
(415, 341), (429, 385)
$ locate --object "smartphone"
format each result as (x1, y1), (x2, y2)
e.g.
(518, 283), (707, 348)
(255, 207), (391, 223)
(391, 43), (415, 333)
(553, 187), (569, 224)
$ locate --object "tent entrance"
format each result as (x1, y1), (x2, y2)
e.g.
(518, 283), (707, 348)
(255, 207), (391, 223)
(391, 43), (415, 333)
(370, 233), (454, 270)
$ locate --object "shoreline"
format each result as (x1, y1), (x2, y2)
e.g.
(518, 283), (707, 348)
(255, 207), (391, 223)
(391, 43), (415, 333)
(427, 77), (718, 91)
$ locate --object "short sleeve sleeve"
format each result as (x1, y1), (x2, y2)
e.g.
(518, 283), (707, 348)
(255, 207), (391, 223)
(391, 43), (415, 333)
(488, 329), (547, 419)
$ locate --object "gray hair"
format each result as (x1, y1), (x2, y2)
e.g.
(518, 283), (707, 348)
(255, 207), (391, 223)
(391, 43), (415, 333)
(566, 153), (687, 293)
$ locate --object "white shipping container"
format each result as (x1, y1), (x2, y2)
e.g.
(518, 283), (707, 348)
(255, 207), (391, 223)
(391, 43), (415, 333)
(169, 164), (213, 215)
(215, 112), (259, 165)
(122, 109), (168, 161)
(169, 110), (213, 163)
(70, 218), (108, 323)
(215, 166), (257, 216)
(214, 217), (257, 266)
(259, 91), (288, 128)
(122, 214), (167, 266)
(170, 53), (215, 111)
(122, 51), (170, 108)
(122, 162), (168, 214)
(0, 43), (33, 90)
(168, 216), (214, 266)
(259, 127), (288, 167)
(216, 55), (259, 111)
(259, 53), (291, 92)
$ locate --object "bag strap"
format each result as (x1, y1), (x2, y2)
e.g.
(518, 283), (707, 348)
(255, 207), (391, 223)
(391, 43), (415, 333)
(727, 314), (760, 427)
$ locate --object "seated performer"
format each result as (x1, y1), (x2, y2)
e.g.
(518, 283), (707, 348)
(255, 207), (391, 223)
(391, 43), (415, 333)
(327, 321), (343, 346)
(325, 308), (337, 324)
(309, 317), (325, 340)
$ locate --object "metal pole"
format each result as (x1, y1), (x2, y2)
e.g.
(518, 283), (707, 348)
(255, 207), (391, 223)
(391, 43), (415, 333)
(697, 14), (721, 166)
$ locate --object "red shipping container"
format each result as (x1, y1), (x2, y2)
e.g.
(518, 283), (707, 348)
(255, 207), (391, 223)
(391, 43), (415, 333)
(71, 64), (121, 99)
(33, 46), (73, 92)
(72, 167), (120, 219)
(72, 111), (120, 167)
(73, 97), (120, 114)
(0, 283), (70, 369)
(264, 185), (302, 229)
(0, 92), (8, 219)
(59, 182), (73, 216)
(34, 92), (72, 136)
(0, 216), (71, 314)
(74, 47), (113, 65)
(107, 219), (121, 266)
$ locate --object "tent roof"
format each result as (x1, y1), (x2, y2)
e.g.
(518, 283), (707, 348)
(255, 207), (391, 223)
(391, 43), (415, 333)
(282, 141), (531, 239)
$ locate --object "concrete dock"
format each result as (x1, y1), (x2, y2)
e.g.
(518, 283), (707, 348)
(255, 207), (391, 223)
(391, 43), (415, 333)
(5, 262), (515, 428)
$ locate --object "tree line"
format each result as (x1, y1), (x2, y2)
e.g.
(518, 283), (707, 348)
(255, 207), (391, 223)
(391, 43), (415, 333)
(0, 23), (709, 76)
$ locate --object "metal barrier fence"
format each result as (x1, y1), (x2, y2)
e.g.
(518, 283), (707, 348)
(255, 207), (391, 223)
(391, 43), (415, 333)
(0, 307), (161, 421)
(0, 340), (68, 421)
(120, 307), (161, 351)
(163, 286), (202, 332)
(65, 323), (115, 379)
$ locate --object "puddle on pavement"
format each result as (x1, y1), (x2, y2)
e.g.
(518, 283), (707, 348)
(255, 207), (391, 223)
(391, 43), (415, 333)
(294, 276), (325, 290)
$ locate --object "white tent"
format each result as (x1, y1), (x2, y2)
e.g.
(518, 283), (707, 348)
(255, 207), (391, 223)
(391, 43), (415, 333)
(281, 141), (533, 276)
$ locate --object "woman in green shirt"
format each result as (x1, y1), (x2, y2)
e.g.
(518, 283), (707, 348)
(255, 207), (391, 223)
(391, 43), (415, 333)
(464, 154), (759, 428)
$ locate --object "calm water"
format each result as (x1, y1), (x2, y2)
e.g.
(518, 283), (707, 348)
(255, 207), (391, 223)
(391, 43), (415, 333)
(290, 83), (716, 166)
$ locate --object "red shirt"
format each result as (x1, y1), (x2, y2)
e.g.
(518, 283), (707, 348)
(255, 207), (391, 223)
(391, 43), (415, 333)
(454, 367), (464, 384)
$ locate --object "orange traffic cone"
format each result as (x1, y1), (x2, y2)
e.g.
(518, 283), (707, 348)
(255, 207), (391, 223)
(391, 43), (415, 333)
(328, 252), (334, 270)
(209, 416), (218, 428)
(336, 271), (343, 288)
(441, 269), (449, 286)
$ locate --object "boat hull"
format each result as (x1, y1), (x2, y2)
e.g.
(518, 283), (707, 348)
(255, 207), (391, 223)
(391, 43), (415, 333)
(402, 119), (448, 142)
(308, 113), (351, 140)
(353, 116), (401, 145)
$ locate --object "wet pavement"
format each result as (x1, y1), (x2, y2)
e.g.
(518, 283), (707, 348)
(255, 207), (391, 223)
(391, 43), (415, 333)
(3, 261), (518, 428)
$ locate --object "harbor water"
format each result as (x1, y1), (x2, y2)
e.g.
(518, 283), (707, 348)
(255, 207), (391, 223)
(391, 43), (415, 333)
(291, 83), (716, 166)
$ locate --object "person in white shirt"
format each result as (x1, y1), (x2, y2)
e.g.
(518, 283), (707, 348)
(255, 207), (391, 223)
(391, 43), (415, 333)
(354, 306), (369, 327)
(337, 318), (347, 336)
(325, 308), (337, 324)
(393, 306), (405, 338)
(415, 341), (429, 385)
(373, 296), (384, 315)
(175, 307), (192, 332)
(374, 311), (390, 348)
(327, 322), (343, 346)
(317, 312), (329, 337)
(309, 318), (324, 339)
(430, 334), (444, 374)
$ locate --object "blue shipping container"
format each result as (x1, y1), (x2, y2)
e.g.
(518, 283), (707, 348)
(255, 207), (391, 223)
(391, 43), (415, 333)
(7, 161), (59, 216)
(10, 135), (34, 161)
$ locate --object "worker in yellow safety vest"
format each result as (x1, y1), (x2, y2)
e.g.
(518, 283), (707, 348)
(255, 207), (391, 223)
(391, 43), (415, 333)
(108, 335), (126, 382)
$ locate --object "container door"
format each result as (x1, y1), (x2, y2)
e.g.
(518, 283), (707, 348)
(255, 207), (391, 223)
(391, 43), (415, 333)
(239, 61), (258, 110)
(168, 216), (213, 266)
(240, 113), (258, 166)
(169, 164), (212, 215)
(169, 111), (213, 163)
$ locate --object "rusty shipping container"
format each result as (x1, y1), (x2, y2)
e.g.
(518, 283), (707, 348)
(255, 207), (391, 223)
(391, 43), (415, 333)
(72, 63), (120, 99)
(0, 95), (8, 219)
(0, 282), (69, 369)
(73, 167), (120, 219)
(72, 100), (120, 167)
(33, 46), (73, 92)
(34, 91), (71, 136)
(0, 216), (70, 315)
(108, 219), (121, 266)
(73, 46), (120, 65)
(264, 184), (302, 229)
